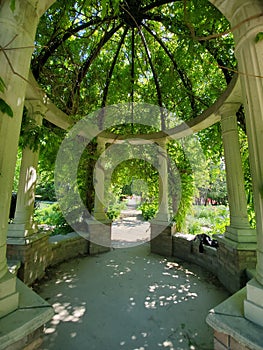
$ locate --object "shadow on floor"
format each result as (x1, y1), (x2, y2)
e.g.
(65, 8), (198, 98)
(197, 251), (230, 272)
(37, 243), (229, 350)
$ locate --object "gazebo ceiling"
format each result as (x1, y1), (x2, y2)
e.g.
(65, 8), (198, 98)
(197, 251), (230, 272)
(32, 0), (237, 130)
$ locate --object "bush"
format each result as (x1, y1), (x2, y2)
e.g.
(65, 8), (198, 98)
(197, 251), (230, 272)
(34, 202), (73, 235)
(185, 205), (230, 236)
(138, 201), (158, 221)
(188, 221), (202, 235)
(106, 201), (127, 220)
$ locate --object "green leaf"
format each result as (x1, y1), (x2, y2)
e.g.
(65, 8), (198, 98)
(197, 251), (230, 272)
(0, 98), (13, 117)
(0, 76), (6, 93)
(10, 0), (16, 12)
(101, 0), (107, 18)
(255, 32), (263, 43)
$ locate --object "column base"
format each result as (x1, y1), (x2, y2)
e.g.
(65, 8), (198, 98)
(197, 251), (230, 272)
(150, 220), (173, 257)
(244, 278), (263, 327)
(225, 226), (257, 244)
(0, 271), (19, 318)
(7, 232), (51, 285)
(216, 235), (257, 293)
(8, 221), (38, 238)
(84, 219), (112, 255)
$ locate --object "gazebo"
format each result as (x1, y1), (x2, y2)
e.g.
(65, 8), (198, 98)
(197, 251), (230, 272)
(0, 1), (263, 349)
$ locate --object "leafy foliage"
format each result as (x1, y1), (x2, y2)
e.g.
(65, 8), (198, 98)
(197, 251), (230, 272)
(34, 202), (73, 235)
(255, 32), (263, 43)
(33, 0), (235, 120)
(0, 98), (13, 117)
(186, 205), (230, 235)
(26, 0), (255, 232)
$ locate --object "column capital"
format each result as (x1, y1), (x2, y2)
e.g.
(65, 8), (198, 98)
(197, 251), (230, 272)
(24, 99), (47, 125)
(220, 103), (240, 119)
(221, 113), (238, 136)
(210, 0), (263, 31)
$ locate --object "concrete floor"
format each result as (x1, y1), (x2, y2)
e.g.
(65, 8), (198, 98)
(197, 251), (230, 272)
(37, 211), (229, 350)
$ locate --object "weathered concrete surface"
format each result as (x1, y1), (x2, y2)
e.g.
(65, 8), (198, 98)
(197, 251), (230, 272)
(38, 243), (229, 350)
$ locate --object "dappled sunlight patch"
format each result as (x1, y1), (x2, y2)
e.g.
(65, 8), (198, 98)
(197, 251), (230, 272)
(158, 324), (206, 350)
(44, 302), (86, 335)
(117, 324), (204, 350)
(144, 260), (199, 309)
(106, 259), (133, 277)
(39, 244), (227, 349)
(51, 270), (78, 289)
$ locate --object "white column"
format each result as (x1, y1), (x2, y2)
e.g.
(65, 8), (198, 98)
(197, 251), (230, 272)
(0, 0), (43, 317)
(224, 0), (263, 326)
(8, 100), (46, 238)
(221, 107), (256, 244)
(93, 137), (107, 221)
(156, 138), (169, 222)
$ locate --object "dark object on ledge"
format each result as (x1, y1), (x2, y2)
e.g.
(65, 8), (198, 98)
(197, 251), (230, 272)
(194, 233), (219, 253)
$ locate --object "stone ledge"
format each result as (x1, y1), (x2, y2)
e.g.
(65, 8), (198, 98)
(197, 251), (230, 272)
(172, 232), (218, 275)
(206, 287), (263, 350)
(49, 231), (80, 243)
(0, 279), (54, 350)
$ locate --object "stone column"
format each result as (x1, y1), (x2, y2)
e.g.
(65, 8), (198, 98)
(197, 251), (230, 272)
(151, 138), (172, 256)
(0, 0), (42, 317)
(0, 1), (54, 347)
(216, 106), (257, 292)
(156, 138), (170, 222)
(93, 137), (108, 221)
(211, 0), (263, 327)
(88, 137), (111, 255)
(230, 0), (263, 326)
(6, 100), (51, 285)
(8, 100), (46, 238)
(221, 107), (256, 245)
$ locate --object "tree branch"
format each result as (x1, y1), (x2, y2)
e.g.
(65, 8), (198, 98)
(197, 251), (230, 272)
(138, 27), (165, 129)
(99, 26), (128, 128)
(143, 23), (200, 116)
(68, 23), (123, 113)
(142, 0), (179, 13)
(32, 16), (117, 78)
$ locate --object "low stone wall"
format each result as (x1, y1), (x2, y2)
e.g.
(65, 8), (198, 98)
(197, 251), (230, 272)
(214, 330), (253, 350)
(172, 233), (256, 293)
(49, 232), (89, 267)
(7, 231), (89, 285)
(172, 233), (218, 276)
(216, 237), (257, 294)
(7, 233), (50, 285)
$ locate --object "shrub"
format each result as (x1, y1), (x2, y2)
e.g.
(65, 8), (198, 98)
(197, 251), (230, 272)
(106, 201), (127, 220)
(185, 205), (230, 236)
(188, 221), (202, 235)
(34, 202), (73, 235)
(138, 201), (158, 221)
